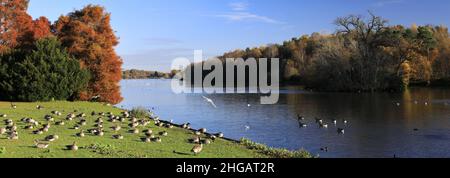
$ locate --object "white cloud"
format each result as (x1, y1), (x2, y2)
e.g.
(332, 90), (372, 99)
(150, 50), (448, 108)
(217, 12), (282, 24)
(216, 2), (283, 24)
(372, 0), (404, 7)
(229, 2), (249, 11)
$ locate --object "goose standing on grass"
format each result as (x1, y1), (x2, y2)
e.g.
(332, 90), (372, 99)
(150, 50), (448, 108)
(34, 140), (49, 149)
(192, 136), (201, 144)
(8, 132), (19, 140)
(77, 130), (85, 137)
(113, 134), (124, 140)
(45, 135), (59, 142)
(216, 132), (224, 138)
(191, 144), (203, 155)
(68, 142), (78, 151)
(202, 96), (217, 108)
(11, 103), (17, 109)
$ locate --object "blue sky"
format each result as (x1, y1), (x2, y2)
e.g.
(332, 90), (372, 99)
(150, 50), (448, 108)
(27, 0), (450, 71)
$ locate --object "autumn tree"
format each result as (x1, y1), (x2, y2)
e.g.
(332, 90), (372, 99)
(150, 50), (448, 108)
(54, 5), (123, 104)
(0, 0), (33, 53)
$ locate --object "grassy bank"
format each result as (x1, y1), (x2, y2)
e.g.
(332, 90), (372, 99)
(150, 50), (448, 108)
(0, 101), (311, 158)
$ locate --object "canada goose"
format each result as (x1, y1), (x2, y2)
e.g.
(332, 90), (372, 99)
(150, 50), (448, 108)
(130, 117), (138, 123)
(97, 131), (105, 136)
(33, 129), (44, 135)
(111, 125), (121, 131)
(145, 129), (153, 136)
(1, 114), (7, 118)
(91, 111), (96, 116)
(11, 104), (17, 109)
(142, 137), (152, 143)
(343, 120), (348, 124)
(67, 113), (76, 120)
(320, 123), (329, 129)
(157, 122), (164, 127)
(131, 129), (140, 134)
(315, 118), (323, 124)
(5, 119), (13, 124)
(182, 123), (191, 129)
(24, 125), (34, 130)
(320, 147), (329, 152)
(7, 121), (14, 127)
(209, 135), (217, 141)
(299, 122), (308, 128)
(79, 120), (87, 126)
(191, 144), (203, 155)
(192, 136), (201, 144)
(194, 130), (201, 136)
(199, 128), (207, 134)
(130, 122), (139, 128)
(113, 134), (124, 140)
(77, 113), (86, 117)
(36, 105), (43, 110)
(141, 120), (150, 126)
(332, 119), (337, 125)
(119, 117), (126, 122)
(68, 142), (78, 151)
(99, 112), (106, 116)
(45, 135), (59, 142)
(338, 128), (345, 134)
(202, 139), (212, 145)
(34, 140), (49, 149)
(297, 115), (305, 121)
(160, 131), (168, 136)
(7, 124), (17, 131)
(166, 124), (174, 129)
(153, 137), (162, 143)
(73, 125), (80, 130)
(45, 115), (54, 122)
(55, 121), (65, 126)
(8, 132), (19, 140)
(77, 130), (85, 137)
(0, 128), (6, 134)
(216, 132), (224, 138)
(96, 118), (104, 123)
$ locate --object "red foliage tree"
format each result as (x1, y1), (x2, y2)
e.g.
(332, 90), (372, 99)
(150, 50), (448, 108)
(54, 5), (123, 104)
(0, 0), (33, 53)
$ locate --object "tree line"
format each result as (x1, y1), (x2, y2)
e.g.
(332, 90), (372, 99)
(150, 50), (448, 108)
(0, 0), (122, 104)
(213, 13), (450, 92)
(122, 69), (178, 79)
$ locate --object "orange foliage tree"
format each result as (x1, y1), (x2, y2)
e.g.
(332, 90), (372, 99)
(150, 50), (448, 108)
(0, 0), (33, 53)
(54, 5), (123, 104)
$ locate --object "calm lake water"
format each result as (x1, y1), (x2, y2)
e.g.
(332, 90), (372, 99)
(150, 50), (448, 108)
(119, 79), (450, 158)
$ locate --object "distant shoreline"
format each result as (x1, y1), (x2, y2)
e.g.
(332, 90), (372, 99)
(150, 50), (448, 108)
(122, 69), (176, 79)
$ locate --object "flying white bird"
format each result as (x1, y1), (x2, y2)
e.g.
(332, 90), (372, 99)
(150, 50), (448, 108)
(202, 96), (217, 108)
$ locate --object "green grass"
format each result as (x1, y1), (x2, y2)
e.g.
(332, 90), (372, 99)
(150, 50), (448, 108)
(0, 101), (311, 158)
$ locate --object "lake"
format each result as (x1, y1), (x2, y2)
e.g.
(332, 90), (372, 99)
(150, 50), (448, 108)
(119, 79), (450, 158)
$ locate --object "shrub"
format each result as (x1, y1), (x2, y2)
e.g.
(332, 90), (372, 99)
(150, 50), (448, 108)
(240, 138), (315, 158)
(0, 37), (90, 101)
(130, 107), (151, 118)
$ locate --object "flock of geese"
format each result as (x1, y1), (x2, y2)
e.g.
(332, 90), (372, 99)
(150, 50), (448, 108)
(0, 104), (225, 156)
(297, 115), (348, 135)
